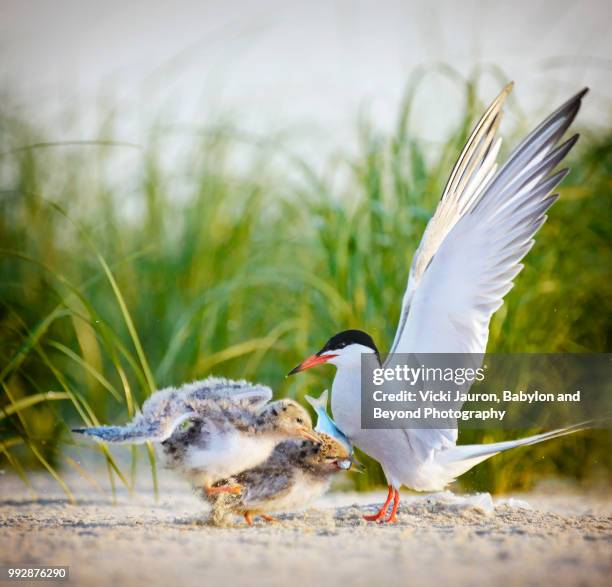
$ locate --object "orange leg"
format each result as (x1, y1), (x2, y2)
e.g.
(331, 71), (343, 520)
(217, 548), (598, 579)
(383, 489), (401, 524)
(243, 512), (253, 526)
(205, 483), (242, 495)
(260, 514), (276, 523)
(363, 485), (394, 522)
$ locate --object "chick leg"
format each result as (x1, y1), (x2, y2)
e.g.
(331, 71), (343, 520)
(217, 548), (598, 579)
(260, 514), (277, 523)
(205, 483), (242, 495)
(243, 512), (253, 526)
(363, 485), (394, 521)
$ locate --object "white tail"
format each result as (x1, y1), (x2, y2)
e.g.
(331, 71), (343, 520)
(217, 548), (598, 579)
(435, 419), (595, 484)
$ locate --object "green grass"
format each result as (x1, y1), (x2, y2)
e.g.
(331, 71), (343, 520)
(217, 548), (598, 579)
(1, 73), (611, 499)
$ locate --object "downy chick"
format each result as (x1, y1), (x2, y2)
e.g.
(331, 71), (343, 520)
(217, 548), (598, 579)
(73, 377), (318, 494)
(208, 432), (352, 525)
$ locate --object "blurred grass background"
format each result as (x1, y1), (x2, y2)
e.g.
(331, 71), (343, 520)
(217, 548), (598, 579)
(1, 72), (611, 500)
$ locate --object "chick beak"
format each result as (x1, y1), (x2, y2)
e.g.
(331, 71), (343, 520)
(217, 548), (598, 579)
(298, 427), (321, 443)
(287, 353), (337, 376)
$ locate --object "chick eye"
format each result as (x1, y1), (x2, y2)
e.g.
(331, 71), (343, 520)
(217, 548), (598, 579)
(296, 418), (304, 424)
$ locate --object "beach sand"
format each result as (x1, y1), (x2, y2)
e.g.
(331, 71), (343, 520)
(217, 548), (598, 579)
(1, 472), (610, 587)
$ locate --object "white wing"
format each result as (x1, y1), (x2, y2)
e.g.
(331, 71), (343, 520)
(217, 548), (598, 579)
(391, 86), (586, 357)
(389, 86), (587, 449)
(389, 82), (512, 355)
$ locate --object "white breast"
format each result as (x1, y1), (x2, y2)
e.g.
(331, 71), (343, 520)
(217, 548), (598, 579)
(330, 367), (362, 438)
(251, 471), (331, 514)
(331, 365), (424, 488)
(184, 432), (277, 485)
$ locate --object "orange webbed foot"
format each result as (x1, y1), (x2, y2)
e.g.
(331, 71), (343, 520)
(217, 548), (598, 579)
(363, 485), (394, 522)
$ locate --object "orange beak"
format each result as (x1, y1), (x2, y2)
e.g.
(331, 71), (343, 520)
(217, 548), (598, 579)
(287, 353), (337, 376)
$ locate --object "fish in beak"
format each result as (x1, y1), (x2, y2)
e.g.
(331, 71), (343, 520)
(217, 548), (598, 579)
(349, 455), (366, 473)
(335, 455), (365, 472)
(288, 353), (337, 376)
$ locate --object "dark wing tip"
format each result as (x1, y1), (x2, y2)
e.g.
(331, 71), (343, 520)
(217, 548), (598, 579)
(566, 87), (589, 106)
(568, 88), (589, 111)
(557, 87), (589, 118)
(556, 167), (571, 182)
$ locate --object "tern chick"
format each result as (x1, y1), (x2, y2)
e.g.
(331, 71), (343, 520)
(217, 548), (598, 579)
(208, 432), (352, 526)
(73, 377), (317, 494)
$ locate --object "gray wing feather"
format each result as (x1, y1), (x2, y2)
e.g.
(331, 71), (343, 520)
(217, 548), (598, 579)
(389, 87), (586, 362)
(182, 377), (272, 409)
(71, 422), (172, 444)
(72, 376), (272, 444)
(389, 83), (511, 357)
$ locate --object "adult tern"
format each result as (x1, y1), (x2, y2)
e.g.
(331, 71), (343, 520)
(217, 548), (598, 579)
(289, 84), (589, 522)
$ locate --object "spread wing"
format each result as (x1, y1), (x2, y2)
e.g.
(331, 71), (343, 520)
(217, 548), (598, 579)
(182, 377), (273, 411)
(388, 86), (587, 449)
(390, 86), (585, 357)
(72, 377), (273, 444)
(389, 83), (511, 355)
(72, 387), (195, 444)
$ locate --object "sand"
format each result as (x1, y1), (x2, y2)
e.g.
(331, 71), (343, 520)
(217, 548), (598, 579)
(1, 471), (610, 587)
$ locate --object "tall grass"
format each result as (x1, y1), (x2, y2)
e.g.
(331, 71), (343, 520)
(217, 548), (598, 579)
(1, 73), (611, 499)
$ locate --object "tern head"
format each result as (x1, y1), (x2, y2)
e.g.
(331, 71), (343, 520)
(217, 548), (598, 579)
(257, 399), (319, 442)
(288, 329), (380, 374)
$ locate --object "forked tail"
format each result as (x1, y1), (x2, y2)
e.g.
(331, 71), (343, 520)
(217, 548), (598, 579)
(436, 419), (597, 483)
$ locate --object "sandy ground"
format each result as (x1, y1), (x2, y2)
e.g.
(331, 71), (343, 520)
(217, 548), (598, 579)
(1, 471), (610, 587)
